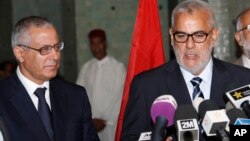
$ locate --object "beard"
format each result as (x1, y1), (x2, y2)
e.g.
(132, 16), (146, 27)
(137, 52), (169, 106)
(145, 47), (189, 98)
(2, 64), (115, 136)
(173, 45), (213, 75)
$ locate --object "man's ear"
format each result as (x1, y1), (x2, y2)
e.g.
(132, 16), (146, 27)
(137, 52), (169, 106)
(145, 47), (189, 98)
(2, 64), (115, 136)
(210, 28), (219, 48)
(13, 46), (24, 62)
(169, 28), (174, 47)
(235, 32), (243, 46)
(212, 28), (219, 41)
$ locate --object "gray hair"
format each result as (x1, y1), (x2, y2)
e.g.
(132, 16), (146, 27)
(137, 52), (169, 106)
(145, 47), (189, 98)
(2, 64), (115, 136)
(171, 0), (216, 28)
(235, 7), (250, 31)
(11, 16), (55, 48)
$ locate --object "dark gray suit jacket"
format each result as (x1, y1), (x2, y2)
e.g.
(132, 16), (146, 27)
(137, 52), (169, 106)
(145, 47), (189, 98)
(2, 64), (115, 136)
(121, 58), (250, 141)
(0, 73), (100, 141)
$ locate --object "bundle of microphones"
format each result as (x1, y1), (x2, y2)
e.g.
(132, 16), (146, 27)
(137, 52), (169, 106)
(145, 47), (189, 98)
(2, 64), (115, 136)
(138, 84), (250, 141)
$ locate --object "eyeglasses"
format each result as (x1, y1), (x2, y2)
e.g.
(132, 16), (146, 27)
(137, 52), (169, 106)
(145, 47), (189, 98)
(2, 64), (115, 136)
(173, 29), (214, 43)
(238, 25), (250, 32)
(17, 41), (64, 55)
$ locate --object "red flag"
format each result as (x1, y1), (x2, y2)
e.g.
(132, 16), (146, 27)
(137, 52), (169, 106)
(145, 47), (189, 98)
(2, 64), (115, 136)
(115, 0), (165, 140)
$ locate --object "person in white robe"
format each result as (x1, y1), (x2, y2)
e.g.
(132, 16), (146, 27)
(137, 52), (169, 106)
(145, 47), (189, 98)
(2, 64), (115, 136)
(76, 29), (126, 141)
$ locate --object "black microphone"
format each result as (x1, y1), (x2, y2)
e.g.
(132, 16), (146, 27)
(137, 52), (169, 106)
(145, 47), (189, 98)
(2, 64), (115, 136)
(241, 101), (250, 118)
(0, 117), (11, 141)
(226, 108), (248, 125)
(150, 95), (178, 141)
(174, 104), (199, 141)
(226, 85), (250, 117)
(151, 116), (167, 141)
(197, 100), (230, 141)
(226, 108), (250, 125)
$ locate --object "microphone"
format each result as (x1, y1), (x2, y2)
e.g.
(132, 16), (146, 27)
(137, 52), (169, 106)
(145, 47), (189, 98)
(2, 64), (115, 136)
(150, 95), (177, 141)
(225, 101), (234, 111)
(226, 85), (250, 117)
(226, 108), (250, 125)
(138, 131), (152, 141)
(174, 104), (199, 141)
(192, 97), (204, 113)
(0, 117), (11, 141)
(197, 100), (230, 141)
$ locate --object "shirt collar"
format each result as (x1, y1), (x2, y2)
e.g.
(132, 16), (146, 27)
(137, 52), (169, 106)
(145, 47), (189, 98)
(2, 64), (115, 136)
(94, 55), (110, 65)
(180, 58), (213, 83)
(16, 66), (49, 95)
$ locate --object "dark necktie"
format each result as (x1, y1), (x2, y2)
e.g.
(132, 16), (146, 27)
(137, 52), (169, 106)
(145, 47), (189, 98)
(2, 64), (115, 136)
(190, 77), (204, 100)
(34, 87), (54, 141)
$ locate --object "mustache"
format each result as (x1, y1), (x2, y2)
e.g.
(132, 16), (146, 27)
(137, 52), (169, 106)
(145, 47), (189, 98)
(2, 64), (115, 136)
(185, 51), (198, 55)
(45, 60), (59, 66)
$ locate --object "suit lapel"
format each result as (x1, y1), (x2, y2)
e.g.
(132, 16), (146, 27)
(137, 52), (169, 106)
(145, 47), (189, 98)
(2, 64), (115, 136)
(210, 59), (232, 106)
(50, 79), (68, 141)
(164, 60), (192, 104)
(9, 74), (50, 141)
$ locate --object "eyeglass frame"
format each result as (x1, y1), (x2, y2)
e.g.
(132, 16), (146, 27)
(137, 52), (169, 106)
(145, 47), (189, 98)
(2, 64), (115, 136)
(238, 24), (250, 32)
(172, 29), (214, 43)
(17, 41), (64, 55)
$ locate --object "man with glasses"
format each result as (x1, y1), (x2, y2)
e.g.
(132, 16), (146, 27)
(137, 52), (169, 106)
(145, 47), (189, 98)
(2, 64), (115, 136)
(234, 8), (250, 69)
(0, 16), (99, 141)
(121, 1), (250, 141)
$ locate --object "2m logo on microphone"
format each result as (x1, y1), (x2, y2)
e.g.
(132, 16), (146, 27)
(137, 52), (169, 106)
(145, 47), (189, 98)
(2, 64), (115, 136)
(180, 120), (195, 129)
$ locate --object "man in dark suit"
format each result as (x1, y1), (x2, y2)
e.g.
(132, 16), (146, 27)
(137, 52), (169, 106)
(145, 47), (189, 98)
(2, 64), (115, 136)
(0, 16), (100, 141)
(121, 1), (250, 141)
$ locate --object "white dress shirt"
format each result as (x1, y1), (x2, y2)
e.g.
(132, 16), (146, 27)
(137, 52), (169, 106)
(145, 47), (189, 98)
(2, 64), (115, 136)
(76, 55), (126, 141)
(242, 55), (250, 69)
(0, 131), (3, 141)
(180, 58), (213, 101)
(16, 67), (51, 110)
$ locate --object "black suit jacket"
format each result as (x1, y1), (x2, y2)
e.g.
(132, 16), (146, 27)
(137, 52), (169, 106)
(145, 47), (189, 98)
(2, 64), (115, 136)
(0, 73), (100, 141)
(121, 58), (250, 141)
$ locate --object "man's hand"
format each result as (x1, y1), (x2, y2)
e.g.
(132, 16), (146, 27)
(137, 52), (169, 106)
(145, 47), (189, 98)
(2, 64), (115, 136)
(93, 118), (106, 132)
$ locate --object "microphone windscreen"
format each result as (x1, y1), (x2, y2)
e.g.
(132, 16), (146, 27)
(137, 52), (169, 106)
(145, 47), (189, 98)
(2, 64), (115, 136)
(198, 100), (219, 119)
(174, 104), (198, 124)
(225, 101), (234, 111)
(226, 108), (248, 124)
(150, 95), (177, 127)
(192, 97), (204, 112)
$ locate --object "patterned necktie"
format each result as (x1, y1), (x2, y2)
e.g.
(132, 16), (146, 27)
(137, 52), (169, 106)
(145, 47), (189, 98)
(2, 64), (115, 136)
(190, 77), (204, 100)
(34, 87), (54, 141)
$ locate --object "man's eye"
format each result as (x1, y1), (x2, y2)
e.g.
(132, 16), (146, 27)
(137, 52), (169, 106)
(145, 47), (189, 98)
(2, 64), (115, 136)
(54, 44), (60, 49)
(176, 34), (187, 38)
(194, 33), (206, 38)
(41, 46), (50, 52)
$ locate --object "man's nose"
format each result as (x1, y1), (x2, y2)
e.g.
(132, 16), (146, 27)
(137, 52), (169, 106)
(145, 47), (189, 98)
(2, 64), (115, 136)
(186, 36), (195, 49)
